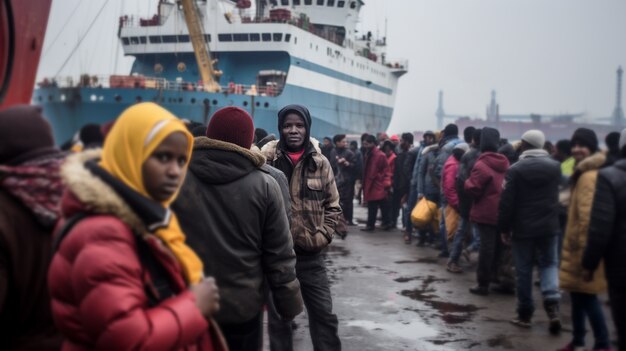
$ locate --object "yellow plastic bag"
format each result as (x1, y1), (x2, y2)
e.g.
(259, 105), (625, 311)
(445, 205), (460, 242)
(411, 197), (439, 229)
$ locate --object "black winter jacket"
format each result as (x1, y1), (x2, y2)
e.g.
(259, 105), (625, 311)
(456, 147), (480, 218)
(583, 159), (626, 288)
(497, 149), (561, 239)
(173, 137), (302, 324)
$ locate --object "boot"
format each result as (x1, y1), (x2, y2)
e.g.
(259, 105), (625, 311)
(544, 300), (562, 335)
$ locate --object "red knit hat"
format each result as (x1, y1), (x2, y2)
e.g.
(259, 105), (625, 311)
(206, 107), (254, 149)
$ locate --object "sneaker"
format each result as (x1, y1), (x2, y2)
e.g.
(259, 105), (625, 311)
(446, 262), (463, 273)
(545, 301), (562, 335)
(510, 316), (532, 328)
(469, 285), (489, 296)
(360, 227), (375, 232)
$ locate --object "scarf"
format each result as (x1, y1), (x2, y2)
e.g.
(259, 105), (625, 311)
(100, 102), (203, 284)
(0, 151), (65, 228)
(519, 148), (548, 160)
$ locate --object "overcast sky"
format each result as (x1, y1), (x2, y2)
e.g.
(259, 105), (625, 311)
(37, 0), (626, 132)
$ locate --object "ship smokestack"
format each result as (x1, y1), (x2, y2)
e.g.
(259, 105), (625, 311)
(613, 66), (625, 128)
(436, 90), (445, 130)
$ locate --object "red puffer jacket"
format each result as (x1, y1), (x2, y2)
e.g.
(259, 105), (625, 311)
(48, 150), (226, 351)
(442, 155), (460, 210)
(363, 147), (391, 202)
(464, 152), (509, 225)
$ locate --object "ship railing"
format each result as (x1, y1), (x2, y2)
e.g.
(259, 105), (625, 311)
(36, 75), (284, 96)
(384, 59), (409, 71)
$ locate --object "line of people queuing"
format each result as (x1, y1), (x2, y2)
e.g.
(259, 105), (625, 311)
(0, 103), (343, 351)
(346, 123), (626, 351)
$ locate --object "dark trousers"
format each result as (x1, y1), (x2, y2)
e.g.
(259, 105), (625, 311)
(475, 223), (501, 287)
(367, 199), (390, 229)
(338, 182), (355, 223)
(267, 289), (293, 351)
(570, 292), (610, 349)
(390, 191), (404, 227)
(220, 313), (263, 351)
(609, 286), (626, 351)
(297, 254), (341, 351)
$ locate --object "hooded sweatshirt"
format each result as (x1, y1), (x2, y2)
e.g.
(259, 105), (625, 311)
(464, 127), (510, 225)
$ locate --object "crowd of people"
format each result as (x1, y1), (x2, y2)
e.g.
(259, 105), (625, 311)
(0, 102), (625, 351)
(324, 124), (625, 351)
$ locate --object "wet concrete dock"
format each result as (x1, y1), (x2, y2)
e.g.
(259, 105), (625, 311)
(278, 205), (616, 350)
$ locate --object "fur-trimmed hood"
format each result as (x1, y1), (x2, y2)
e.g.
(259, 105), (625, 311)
(190, 137), (266, 185)
(60, 149), (145, 233)
(575, 152), (606, 173)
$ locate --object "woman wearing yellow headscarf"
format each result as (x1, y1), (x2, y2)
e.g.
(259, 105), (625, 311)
(48, 103), (227, 351)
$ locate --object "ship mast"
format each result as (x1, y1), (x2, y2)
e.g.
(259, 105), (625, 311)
(180, 0), (221, 92)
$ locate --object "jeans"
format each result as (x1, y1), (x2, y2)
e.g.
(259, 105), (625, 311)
(469, 224), (481, 251)
(366, 199), (390, 229)
(475, 223), (501, 287)
(220, 313), (263, 351)
(511, 235), (561, 318)
(439, 206), (448, 254)
(609, 286), (626, 351)
(570, 292), (610, 349)
(296, 255), (341, 351)
(449, 216), (470, 264)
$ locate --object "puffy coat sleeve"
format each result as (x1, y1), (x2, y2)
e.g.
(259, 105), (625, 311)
(582, 172), (613, 271)
(48, 218), (208, 350)
(464, 161), (491, 199)
(417, 154), (427, 196)
(262, 177), (303, 320)
(497, 168), (517, 234)
(379, 154), (391, 189)
(442, 160), (459, 210)
(321, 158), (343, 238)
(573, 171), (598, 252)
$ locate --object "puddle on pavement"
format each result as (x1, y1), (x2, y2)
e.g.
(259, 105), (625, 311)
(324, 245), (351, 257)
(394, 257), (439, 264)
(398, 275), (481, 325)
(345, 319), (438, 340)
(486, 334), (514, 349)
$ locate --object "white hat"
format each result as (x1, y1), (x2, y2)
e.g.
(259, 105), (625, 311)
(620, 128), (626, 150)
(454, 142), (470, 153)
(521, 130), (545, 149)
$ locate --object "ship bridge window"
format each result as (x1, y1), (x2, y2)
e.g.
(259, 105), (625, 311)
(140, 36), (147, 44)
(204, 34), (211, 42)
(338, 0), (345, 7)
(281, 0), (288, 5)
(350, 1), (356, 9)
(285, 34), (291, 42)
(162, 35), (177, 43)
(149, 36), (162, 44)
(270, 0), (277, 5)
(262, 33), (272, 41)
(316, 0), (324, 5)
(327, 0), (334, 6)
(293, 0), (301, 5)
(122, 37), (130, 45)
(273, 33), (283, 41)
(304, 0), (312, 4)
(250, 33), (260, 41)
(177, 35), (190, 43)
(218, 34), (233, 42)
(233, 33), (249, 41)
(130, 37), (140, 45)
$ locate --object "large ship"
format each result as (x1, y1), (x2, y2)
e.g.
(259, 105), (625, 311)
(34, 0), (407, 143)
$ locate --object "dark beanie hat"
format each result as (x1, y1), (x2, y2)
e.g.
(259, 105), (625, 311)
(254, 128), (268, 143)
(605, 131), (620, 153)
(0, 105), (55, 164)
(79, 124), (104, 146)
(480, 127), (500, 152)
(277, 104), (312, 143)
(443, 124), (459, 138)
(206, 107), (254, 149)
(463, 126), (476, 144)
(570, 128), (598, 153)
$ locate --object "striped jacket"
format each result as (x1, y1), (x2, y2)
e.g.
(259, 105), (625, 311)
(262, 138), (342, 254)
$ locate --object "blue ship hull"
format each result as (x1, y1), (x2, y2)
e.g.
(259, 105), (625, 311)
(34, 83), (393, 144)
